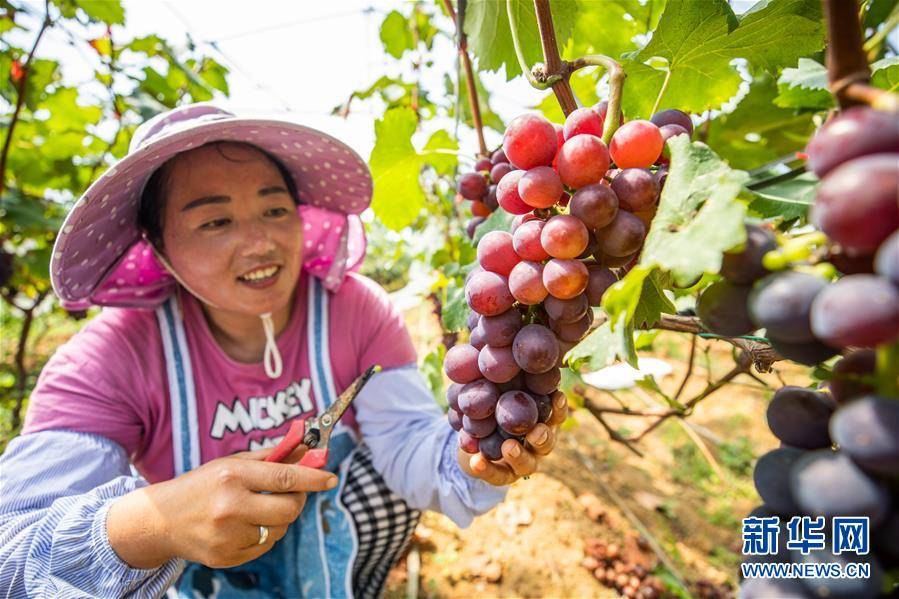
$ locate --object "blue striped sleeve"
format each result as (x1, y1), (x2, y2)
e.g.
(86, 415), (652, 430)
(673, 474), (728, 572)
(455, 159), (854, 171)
(352, 365), (509, 528)
(0, 430), (184, 597)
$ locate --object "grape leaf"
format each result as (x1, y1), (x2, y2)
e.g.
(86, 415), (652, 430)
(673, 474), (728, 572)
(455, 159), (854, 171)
(423, 130), (459, 177)
(566, 314), (638, 370)
(622, 0), (825, 118)
(441, 280), (469, 332)
(74, 0), (125, 25)
(863, 0), (899, 28)
(746, 172), (818, 221)
(775, 58), (834, 110)
(369, 108), (430, 230)
(463, 0), (576, 81)
(705, 75), (816, 170)
(564, 0), (666, 64)
(872, 56), (899, 92)
(602, 266), (675, 329)
(472, 208), (514, 245)
(380, 11), (414, 59)
(640, 135), (748, 285)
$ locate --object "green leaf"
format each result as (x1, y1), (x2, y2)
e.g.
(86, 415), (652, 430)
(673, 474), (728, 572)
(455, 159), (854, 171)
(420, 345), (447, 407)
(423, 130), (459, 177)
(463, 0), (576, 81)
(775, 58), (835, 109)
(863, 0), (898, 28)
(75, 0), (125, 24)
(441, 280), (469, 332)
(639, 135), (748, 286)
(746, 172), (817, 221)
(601, 265), (675, 330)
(566, 314), (638, 370)
(705, 76), (817, 170)
(872, 56), (899, 92)
(380, 10), (414, 59)
(623, 0), (824, 118)
(369, 108), (426, 230)
(565, 0), (665, 63)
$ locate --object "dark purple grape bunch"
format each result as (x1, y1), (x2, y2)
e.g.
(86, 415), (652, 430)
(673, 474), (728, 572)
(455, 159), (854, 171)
(458, 149), (512, 240)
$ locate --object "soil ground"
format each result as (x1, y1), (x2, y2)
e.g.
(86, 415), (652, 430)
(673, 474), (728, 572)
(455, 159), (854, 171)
(385, 306), (812, 599)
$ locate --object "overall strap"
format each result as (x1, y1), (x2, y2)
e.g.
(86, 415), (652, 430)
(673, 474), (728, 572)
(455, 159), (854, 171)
(307, 276), (339, 410)
(156, 294), (201, 475)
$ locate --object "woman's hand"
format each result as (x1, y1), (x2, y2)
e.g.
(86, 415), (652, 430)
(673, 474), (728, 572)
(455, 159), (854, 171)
(457, 390), (568, 486)
(107, 445), (336, 570)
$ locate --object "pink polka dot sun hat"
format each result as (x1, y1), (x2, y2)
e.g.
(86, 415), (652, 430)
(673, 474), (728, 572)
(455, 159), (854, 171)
(50, 103), (371, 310)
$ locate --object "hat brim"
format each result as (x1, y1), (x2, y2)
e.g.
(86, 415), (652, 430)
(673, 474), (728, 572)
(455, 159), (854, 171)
(51, 117), (372, 303)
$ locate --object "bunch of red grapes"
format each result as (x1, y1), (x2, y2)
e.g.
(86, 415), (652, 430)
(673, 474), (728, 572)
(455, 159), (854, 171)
(724, 106), (899, 599)
(445, 103), (693, 461)
(456, 151), (511, 239)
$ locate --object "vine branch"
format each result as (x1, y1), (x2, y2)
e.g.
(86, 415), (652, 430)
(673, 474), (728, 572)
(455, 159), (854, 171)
(533, 0), (577, 115)
(0, 0), (52, 198)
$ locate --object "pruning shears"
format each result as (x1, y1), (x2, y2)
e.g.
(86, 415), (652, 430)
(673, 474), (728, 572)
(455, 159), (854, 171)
(265, 365), (380, 468)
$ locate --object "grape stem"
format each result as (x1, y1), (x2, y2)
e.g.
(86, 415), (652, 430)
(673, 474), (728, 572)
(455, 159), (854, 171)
(823, 0), (899, 111)
(569, 55), (626, 144)
(532, 0), (578, 115)
(443, 0), (489, 157)
(506, 0), (554, 90)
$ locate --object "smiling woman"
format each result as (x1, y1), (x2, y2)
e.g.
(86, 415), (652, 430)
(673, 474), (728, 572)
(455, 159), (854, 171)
(0, 104), (566, 598)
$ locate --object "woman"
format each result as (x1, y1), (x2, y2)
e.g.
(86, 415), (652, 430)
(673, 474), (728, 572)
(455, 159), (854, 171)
(0, 104), (567, 598)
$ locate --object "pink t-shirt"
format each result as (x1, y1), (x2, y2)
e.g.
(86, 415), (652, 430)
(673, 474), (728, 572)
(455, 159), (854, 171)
(23, 273), (417, 483)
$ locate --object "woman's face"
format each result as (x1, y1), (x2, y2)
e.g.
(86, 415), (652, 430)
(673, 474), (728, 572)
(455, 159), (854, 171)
(160, 143), (303, 317)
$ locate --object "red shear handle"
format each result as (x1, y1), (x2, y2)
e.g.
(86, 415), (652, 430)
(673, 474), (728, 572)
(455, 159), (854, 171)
(265, 419), (308, 464)
(298, 448), (329, 469)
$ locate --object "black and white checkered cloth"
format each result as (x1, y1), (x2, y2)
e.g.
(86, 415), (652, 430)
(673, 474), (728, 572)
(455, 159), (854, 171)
(341, 443), (421, 599)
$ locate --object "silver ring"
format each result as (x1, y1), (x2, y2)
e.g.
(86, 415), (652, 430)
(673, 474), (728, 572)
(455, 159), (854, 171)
(257, 525), (269, 545)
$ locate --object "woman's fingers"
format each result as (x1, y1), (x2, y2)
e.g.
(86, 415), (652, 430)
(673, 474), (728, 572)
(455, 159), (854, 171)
(547, 391), (568, 427)
(464, 450), (517, 486)
(524, 423), (556, 456)
(239, 491), (308, 526)
(500, 439), (538, 478)
(236, 461), (337, 494)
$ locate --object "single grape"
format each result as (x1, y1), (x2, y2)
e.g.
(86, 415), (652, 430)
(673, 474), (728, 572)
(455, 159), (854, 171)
(496, 390), (539, 435)
(509, 212), (539, 234)
(509, 261), (548, 305)
(457, 378), (500, 419)
(697, 281), (756, 336)
(447, 382), (464, 412)
(474, 157), (492, 172)
(543, 259), (589, 299)
(721, 224), (777, 285)
(812, 153), (899, 254)
(805, 106), (899, 177)
(658, 124), (690, 163)
(477, 230), (520, 277)
(466, 310), (480, 331)
(444, 343), (481, 384)
(563, 106), (604, 141)
(478, 430), (505, 461)
(650, 109), (693, 135)
(511, 219), (549, 262)
(830, 395), (899, 475)
(465, 217), (484, 240)
(458, 430), (480, 453)
(471, 200), (490, 218)
(552, 309), (594, 342)
(790, 449), (890, 525)
(874, 229), (898, 285)
(828, 350), (876, 404)
(556, 135), (610, 189)
(469, 323), (487, 349)
(810, 274), (899, 348)
(447, 408), (463, 432)
(525, 367), (561, 395)
(610, 169), (660, 212)
(512, 324), (560, 374)
(490, 162), (513, 185)
(478, 344), (522, 384)
(544, 293), (589, 323)
(533, 394), (553, 424)
(479, 309), (523, 347)
(541, 214), (589, 259)
(766, 386), (835, 449)
(596, 211), (646, 257)
(519, 166), (563, 209)
(503, 113), (559, 170)
(496, 169), (534, 215)
(769, 338), (839, 366)
(483, 185), (499, 212)
(586, 266), (617, 307)
(569, 184), (619, 231)
(466, 271), (515, 316)
(491, 148), (508, 164)
(457, 171), (488, 201)
(748, 272), (827, 343)
(462, 414), (497, 439)
(753, 447), (806, 516)
(609, 120), (664, 169)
